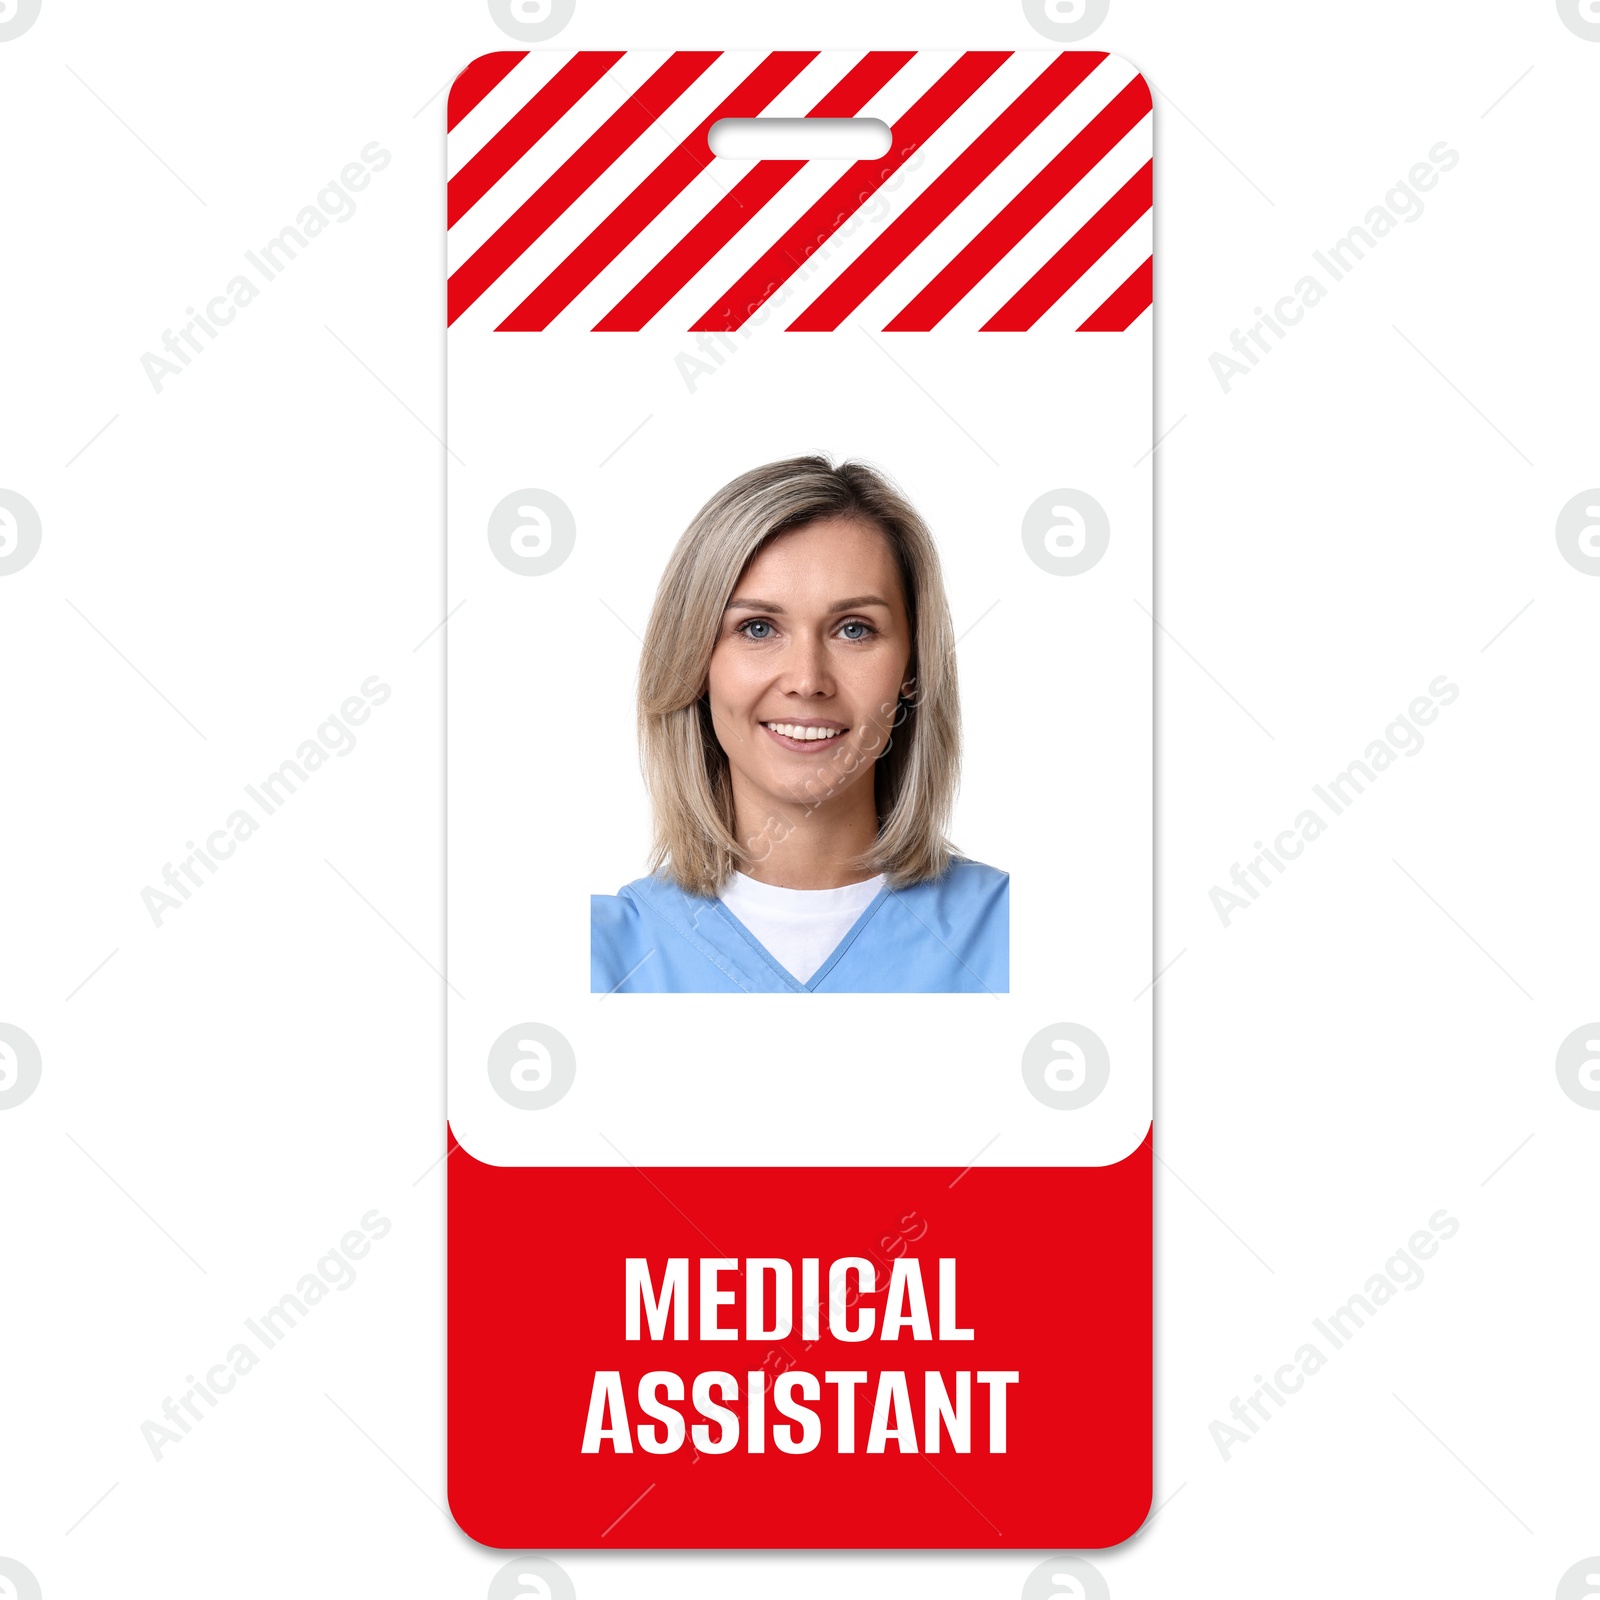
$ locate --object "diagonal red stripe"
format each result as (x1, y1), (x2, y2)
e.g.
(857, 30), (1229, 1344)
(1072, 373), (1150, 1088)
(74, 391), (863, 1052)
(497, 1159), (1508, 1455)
(448, 51), (721, 325)
(691, 51), (1011, 332)
(981, 159), (1151, 330)
(448, 51), (622, 229)
(1077, 254), (1152, 331)
(593, 51), (914, 333)
(496, 52), (819, 332)
(883, 74), (1151, 332)
(787, 52), (1104, 332)
(448, 52), (526, 132)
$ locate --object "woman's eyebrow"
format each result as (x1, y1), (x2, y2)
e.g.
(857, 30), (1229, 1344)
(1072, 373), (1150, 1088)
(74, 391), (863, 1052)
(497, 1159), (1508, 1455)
(723, 593), (891, 613)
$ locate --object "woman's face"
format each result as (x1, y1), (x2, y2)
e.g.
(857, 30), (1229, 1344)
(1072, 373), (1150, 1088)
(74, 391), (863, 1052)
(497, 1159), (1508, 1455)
(705, 515), (913, 819)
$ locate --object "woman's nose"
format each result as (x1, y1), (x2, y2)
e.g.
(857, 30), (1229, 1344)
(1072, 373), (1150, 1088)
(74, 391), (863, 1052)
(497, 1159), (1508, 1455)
(780, 631), (833, 696)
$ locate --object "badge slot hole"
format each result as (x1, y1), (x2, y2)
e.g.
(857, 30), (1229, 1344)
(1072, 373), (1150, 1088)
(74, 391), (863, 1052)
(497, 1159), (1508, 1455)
(708, 117), (892, 161)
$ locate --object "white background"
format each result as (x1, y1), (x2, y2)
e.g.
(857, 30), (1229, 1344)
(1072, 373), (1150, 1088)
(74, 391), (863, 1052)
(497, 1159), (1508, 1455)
(2, 2), (1597, 1598)
(446, 331), (1152, 1167)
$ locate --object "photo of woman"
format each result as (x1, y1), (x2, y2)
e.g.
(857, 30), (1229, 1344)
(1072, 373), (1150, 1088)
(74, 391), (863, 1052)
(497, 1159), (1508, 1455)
(591, 454), (1009, 994)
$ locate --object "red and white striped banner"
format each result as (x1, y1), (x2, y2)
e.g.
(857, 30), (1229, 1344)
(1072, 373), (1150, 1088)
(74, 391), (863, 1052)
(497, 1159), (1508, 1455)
(446, 49), (1153, 334)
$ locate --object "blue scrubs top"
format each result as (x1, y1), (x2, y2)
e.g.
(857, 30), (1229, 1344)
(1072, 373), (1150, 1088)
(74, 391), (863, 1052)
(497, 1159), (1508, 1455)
(591, 859), (1008, 994)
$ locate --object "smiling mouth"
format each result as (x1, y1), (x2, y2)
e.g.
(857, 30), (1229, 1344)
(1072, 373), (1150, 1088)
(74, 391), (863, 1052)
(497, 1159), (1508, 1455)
(761, 720), (846, 747)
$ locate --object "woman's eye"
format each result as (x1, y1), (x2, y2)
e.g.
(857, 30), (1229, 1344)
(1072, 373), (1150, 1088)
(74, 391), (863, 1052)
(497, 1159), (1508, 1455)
(740, 619), (775, 640)
(839, 619), (875, 641)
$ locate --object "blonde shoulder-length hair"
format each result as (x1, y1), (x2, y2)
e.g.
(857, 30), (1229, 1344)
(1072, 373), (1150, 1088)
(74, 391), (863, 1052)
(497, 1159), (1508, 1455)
(638, 454), (960, 898)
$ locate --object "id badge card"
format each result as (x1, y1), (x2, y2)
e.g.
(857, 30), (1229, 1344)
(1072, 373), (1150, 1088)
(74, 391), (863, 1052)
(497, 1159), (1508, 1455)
(444, 46), (1154, 1549)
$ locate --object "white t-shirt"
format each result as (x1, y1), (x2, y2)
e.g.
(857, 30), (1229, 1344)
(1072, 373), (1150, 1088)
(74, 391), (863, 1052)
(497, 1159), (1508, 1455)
(718, 871), (886, 984)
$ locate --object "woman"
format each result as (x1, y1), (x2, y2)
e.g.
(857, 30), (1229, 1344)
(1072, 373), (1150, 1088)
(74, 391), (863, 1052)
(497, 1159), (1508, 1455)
(591, 454), (1008, 994)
